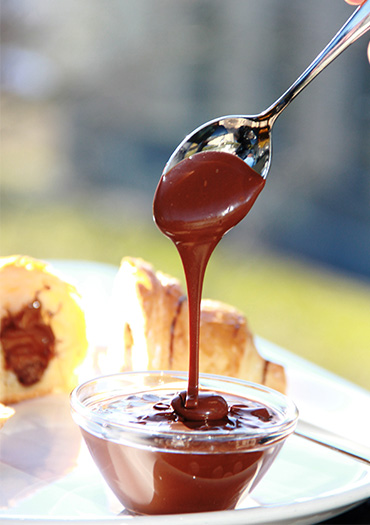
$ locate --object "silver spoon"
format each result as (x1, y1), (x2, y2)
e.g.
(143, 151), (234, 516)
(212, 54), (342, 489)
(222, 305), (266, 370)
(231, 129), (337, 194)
(163, 1), (370, 179)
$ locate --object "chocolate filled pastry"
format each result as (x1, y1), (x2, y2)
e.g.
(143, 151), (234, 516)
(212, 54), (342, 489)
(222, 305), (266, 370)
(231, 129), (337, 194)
(0, 255), (88, 404)
(108, 257), (286, 393)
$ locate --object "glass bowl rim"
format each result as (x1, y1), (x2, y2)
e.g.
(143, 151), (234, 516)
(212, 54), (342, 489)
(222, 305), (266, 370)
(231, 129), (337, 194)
(70, 370), (298, 451)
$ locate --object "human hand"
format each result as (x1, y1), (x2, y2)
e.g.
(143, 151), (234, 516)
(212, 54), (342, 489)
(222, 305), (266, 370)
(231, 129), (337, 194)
(345, 0), (370, 61)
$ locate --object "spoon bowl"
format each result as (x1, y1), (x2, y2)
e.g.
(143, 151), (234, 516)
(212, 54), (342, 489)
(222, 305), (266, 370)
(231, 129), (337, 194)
(164, 1), (370, 179)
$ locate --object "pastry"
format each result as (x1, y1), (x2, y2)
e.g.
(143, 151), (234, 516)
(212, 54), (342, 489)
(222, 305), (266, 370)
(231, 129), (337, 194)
(0, 255), (88, 404)
(0, 402), (14, 429)
(108, 257), (286, 393)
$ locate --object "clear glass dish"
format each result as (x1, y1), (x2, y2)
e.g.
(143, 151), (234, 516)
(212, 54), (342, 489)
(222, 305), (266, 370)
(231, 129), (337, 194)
(70, 371), (298, 515)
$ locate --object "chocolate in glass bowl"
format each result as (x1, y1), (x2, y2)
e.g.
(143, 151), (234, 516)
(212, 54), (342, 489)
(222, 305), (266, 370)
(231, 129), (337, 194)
(70, 371), (298, 515)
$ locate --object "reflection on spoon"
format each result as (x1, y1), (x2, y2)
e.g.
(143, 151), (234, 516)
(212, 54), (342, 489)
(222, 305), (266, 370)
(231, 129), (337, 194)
(164, 1), (370, 179)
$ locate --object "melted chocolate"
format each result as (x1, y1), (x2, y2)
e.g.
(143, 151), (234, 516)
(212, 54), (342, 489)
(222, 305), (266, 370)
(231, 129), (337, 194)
(1, 300), (55, 386)
(82, 428), (284, 515)
(81, 389), (283, 514)
(121, 390), (278, 431)
(171, 390), (229, 422)
(153, 151), (265, 419)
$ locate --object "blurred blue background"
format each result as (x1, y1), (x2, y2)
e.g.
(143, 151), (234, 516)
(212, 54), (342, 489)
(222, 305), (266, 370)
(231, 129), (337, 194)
(1, 0), (369, 279)
(2, 0), (370, 389)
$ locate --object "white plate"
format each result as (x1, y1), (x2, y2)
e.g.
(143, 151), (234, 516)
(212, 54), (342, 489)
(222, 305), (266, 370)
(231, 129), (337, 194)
(1, 260), (370, 525)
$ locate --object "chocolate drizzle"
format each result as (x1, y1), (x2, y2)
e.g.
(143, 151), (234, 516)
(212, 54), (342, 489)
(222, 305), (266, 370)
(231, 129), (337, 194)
(153, 151), (265, 421)
(171, 390), (229, 422)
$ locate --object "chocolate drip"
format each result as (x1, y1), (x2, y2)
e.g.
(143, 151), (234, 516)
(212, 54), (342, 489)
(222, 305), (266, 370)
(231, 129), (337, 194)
(153, 151), (264, 421)
(171, 390), (229, 422)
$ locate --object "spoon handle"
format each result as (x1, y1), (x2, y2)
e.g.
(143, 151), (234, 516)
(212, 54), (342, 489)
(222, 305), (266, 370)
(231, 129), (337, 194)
(295, 419), (370, 465)
(263, 0), (370, 124)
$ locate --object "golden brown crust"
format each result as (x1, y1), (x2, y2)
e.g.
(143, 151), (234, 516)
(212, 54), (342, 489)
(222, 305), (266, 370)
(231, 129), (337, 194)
(0, 255), (88, 404)
(109, 257), (286, 393)
(109, 257), (185, 372)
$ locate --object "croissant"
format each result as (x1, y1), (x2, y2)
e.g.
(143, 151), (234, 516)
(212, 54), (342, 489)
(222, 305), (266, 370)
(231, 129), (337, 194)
(0, 255), (88, 404)
(108, 257), (286, 393)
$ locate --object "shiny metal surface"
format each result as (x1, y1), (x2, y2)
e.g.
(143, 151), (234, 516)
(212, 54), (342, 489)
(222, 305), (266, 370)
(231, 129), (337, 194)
(296, 419), (370, 465)
(164, 1), (370, 179)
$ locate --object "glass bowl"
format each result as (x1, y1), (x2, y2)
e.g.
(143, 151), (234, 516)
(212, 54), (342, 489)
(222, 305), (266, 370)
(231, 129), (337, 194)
(70, 371), (298, 515)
